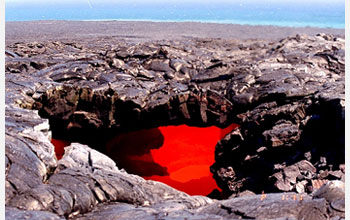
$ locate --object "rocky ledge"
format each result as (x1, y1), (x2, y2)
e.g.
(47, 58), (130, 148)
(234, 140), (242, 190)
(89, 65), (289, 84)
(5, 33), (344, 219)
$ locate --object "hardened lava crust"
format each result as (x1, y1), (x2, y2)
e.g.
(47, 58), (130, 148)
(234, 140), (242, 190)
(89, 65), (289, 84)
(5, 27), (344, 220)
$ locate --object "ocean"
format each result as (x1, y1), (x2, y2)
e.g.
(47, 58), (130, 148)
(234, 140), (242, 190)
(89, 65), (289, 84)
(5, 0), (345, 29)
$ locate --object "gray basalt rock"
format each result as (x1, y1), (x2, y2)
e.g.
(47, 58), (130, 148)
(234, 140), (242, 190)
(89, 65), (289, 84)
(5, 34), (344, 219)
(6, 207), (64, 220)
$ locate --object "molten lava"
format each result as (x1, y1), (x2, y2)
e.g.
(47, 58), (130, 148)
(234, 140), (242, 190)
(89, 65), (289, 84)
(145, 124), (238, 196)
(51, 139), (70, 160)
(51, 124), (239, 196)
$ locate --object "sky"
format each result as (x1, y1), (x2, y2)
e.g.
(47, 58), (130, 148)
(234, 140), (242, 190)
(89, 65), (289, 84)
(5, 0), (344, 5)
(5, 0), (344, 11)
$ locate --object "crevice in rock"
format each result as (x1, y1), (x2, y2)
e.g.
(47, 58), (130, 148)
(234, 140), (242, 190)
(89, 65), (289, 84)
(50, 124), (239, 197)
(30, 83), (240, 196)
(7, 180), (18, 192)
(5, 155), (12, 176)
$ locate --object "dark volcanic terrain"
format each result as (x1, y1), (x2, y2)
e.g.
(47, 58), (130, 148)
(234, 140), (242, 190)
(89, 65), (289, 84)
(5, 21), (345, 219)
(5, 20), (345, 44)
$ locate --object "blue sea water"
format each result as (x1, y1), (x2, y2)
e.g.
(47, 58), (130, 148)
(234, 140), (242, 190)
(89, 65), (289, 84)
(5, 1), (345, 28)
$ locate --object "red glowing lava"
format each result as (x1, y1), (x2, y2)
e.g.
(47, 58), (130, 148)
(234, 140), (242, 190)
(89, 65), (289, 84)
(146, 124), (238, 195)
(51, 138), (70, 160)
(51, 123), (239, 196)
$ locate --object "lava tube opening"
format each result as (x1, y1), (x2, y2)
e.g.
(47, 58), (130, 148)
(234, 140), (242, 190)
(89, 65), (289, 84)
(51, 124), (239, 196)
